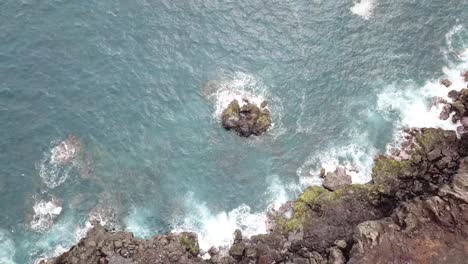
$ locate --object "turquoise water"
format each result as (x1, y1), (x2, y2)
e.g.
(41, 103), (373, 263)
(0, 0), (467, 262)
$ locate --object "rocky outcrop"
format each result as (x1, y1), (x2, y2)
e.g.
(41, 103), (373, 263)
(221, 99), (272, 137)
(348, 157), (468, 264)
(40, 225), (203, 264)
(372, 128), (461, 201)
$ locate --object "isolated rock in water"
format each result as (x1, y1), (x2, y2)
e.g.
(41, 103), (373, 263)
(221, 99), (272, 137)
(323, 167), (352, 191)
(440, 78), (452, 87)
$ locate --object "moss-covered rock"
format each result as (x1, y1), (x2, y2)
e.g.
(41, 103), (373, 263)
(273, 184), (389, 253)
(180, 233), (200, 256)
(276, 184), (386, 233)
(221, 99), (272, 137)
(221, 100), (241, 129)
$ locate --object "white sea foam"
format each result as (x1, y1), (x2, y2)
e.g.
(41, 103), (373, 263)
(39, 159), (72, 189)
(445, 24), (467, 59)
(378, 24), (467, 151)
(33, 208), (116, 263)
(203, 71), (285, 138)
(172, 179), (290, 254)
(297, 142), (376, 185)
(0, 230), (16, 264)
(350, 0), (375, 20)
(38, 137), (82, 189)
(30, 197), (63, 232)
(174, 200), (266, 252)
(39, 142), (72, 189)
(125, 206), (154, 239)
(376, 81), (458, 130)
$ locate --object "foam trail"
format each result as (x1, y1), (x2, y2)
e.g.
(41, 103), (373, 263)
(173, 193), (265, 252)
(0, 230), (16, 264)
(350, 0), (375, 20)
(30, 197), (63, 232)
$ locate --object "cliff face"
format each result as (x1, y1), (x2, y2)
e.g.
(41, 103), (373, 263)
(41, 126), (468, 264)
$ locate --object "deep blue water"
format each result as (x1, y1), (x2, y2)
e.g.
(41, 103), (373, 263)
(0, 0), (467, 262)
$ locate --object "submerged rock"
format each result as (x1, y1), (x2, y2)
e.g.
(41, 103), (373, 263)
(50, 134), (82, 165)
(440, 78), (452, 87)
(221, 99), (272, 137)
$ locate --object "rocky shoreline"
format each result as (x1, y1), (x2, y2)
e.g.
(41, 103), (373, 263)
(42, 74), (468, 264)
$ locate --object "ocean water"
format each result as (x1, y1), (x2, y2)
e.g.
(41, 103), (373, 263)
(0, 0), (467, 262)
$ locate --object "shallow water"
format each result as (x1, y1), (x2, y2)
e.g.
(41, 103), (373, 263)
(0, 0), (467, 262)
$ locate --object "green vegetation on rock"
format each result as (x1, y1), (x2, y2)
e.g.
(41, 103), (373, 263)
(276, 184), (382, 232)
(180, 234), (200, 255)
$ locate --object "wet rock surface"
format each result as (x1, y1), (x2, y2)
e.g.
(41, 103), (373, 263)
(322, 166), (352, 191)
(221, 99), (272, 137)
(40, 226), (203, 264)
(45, 129), (468, 262)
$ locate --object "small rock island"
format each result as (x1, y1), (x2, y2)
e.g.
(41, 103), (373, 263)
(221, 99), (272, 137)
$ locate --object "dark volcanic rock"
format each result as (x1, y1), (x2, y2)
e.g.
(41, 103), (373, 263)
(372, 128), (462, 201)
(440, 78), (452, 87)
(221, 99), (272, 137)
(348, 158), (468, 264)
(40, 225), (203, 264)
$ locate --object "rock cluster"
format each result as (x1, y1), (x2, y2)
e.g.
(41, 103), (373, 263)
(438, 74), (468, 131)
(40, 225), (202, 264)
(373, 128), (462, 201)
(221, 99), (272, 137)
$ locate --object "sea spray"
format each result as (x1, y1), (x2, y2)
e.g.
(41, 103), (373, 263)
(350, 0), (376, 20)
(172, 178), (290, 253)
(378, 24), (468, 152)
(0, 230), (16, 264)
(30, 197), (63, 232)
(297, 141), (377, 185)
